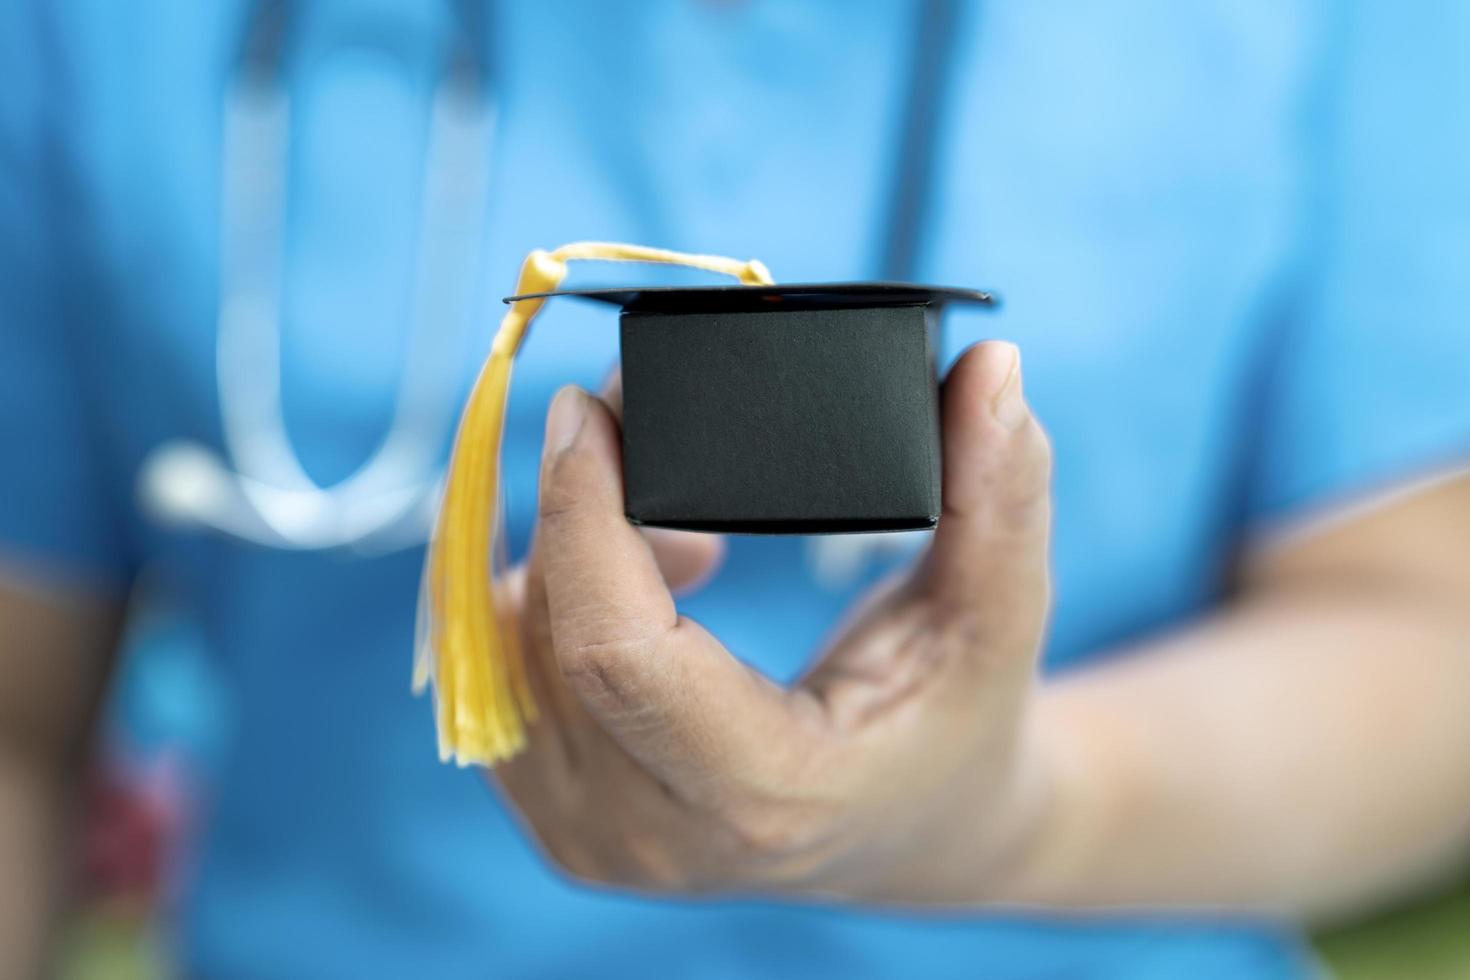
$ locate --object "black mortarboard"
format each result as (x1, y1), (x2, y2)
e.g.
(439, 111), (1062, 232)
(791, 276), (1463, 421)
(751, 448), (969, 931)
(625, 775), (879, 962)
(505, 282), (996, 534)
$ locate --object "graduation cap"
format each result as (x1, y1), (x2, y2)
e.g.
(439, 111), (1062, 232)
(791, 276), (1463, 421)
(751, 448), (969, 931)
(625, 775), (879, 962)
(415, 243), (997, 766)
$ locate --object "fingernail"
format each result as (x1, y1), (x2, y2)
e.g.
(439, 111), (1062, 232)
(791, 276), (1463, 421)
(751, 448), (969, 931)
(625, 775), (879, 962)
(991, 343), (1027, 431)
(547, 387), (588, 454)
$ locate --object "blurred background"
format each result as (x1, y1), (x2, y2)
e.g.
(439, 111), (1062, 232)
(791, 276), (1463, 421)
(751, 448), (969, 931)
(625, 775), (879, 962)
(3, 1), (1467, 978)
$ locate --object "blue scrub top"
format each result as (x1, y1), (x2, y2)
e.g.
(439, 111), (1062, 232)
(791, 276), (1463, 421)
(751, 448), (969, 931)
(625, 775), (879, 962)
(4, 2), (1469, 977)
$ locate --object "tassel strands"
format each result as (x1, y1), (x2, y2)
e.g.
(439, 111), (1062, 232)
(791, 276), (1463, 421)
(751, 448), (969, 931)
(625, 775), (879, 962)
(414, 243), (774, 767)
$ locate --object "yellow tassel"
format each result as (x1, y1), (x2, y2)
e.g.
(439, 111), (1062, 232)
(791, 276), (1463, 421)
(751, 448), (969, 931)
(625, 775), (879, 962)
(414, 242), (774, 767)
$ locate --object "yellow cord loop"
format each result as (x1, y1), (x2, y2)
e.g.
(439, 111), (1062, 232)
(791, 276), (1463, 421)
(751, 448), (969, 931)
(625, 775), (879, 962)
(414, 242), (774, 767)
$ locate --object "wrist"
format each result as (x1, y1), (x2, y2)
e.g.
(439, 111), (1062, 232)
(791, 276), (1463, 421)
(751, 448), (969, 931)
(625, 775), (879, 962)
(975, 691), (1116, 907)
(838, 697), (1080, 907)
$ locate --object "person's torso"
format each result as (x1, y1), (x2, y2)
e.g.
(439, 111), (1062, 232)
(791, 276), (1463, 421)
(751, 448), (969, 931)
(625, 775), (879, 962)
(50, 1), (1325, 976)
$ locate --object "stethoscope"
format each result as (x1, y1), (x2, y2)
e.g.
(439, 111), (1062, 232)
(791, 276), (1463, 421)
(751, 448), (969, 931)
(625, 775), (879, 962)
(137, 0), (958, 569)
(138, 0), (493, 554)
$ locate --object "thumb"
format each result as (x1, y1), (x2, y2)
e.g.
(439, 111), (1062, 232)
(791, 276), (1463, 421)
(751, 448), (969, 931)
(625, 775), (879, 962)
(535, 387), (796, 793)
(921, 341), (1052, 664)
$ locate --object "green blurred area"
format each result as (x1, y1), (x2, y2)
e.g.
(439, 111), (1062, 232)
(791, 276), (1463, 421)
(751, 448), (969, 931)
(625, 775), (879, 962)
(1314, 881), (1470, 980)
(59, 905), (168, 980)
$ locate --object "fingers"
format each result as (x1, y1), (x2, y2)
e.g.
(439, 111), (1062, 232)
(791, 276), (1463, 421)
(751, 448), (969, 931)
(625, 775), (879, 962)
(536, 387), (795, 795)
(643, 527), (725, 594)
(509, 375), (722, 776)
(922, 342), (1053, 662)
(538, 385), (677, 657)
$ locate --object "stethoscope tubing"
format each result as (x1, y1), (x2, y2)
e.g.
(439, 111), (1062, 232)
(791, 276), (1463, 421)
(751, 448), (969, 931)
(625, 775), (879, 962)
(139, 6), (492, 554)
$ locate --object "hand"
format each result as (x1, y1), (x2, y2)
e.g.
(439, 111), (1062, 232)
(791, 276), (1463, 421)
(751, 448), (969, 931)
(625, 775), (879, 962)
(494, 341), (1056, 904)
